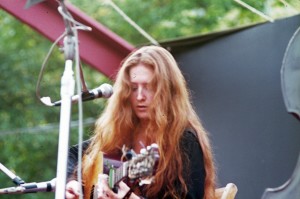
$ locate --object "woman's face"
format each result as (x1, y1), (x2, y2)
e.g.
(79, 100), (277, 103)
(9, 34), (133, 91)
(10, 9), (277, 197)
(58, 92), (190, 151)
(129, 64), (155, 122)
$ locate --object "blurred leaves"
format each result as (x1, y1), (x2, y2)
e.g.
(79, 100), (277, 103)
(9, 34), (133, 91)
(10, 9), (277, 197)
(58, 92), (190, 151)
(70, 0), (299, 44)
(0, 10), (106, 199)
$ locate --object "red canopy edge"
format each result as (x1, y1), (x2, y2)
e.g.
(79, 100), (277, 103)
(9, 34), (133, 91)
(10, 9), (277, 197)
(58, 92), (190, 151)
(0, 0), (135, 78)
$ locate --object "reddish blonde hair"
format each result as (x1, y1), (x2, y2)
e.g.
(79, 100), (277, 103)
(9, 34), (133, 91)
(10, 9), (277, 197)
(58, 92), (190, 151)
(82, 46), (216, 199)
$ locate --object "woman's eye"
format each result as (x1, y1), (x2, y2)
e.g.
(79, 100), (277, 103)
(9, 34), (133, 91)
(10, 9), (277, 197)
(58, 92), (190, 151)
(131, 86), (138, 91)
(145, 85), (153, 91)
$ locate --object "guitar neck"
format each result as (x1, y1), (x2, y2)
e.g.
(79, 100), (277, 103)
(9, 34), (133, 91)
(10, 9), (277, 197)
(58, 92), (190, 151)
(106, 144), (159, 189)
(108, 161), (129, 189)
(93, 144), (159, 199)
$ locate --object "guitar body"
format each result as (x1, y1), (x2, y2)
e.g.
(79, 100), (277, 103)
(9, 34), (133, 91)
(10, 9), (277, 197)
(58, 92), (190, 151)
(92, 144), (159, 199)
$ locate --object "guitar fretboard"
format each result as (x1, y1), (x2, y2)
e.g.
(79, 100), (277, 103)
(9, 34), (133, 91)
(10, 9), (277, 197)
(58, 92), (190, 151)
(108, 161), (128, 188)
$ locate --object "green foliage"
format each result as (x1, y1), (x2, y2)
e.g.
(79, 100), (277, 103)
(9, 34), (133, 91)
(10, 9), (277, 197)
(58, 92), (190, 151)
(0, 133), (57, 199)
(0, 10), (107, 199)
(69, 0), (298, 44)
(0, 127), (92, 199)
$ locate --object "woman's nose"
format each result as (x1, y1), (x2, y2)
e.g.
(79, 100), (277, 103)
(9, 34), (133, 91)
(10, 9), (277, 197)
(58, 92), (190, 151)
(137, 87), (145, 101)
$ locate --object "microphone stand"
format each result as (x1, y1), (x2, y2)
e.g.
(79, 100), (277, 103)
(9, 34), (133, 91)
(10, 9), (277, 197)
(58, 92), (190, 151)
(55, 1), (76, 199)
(0, 163), (25, 186)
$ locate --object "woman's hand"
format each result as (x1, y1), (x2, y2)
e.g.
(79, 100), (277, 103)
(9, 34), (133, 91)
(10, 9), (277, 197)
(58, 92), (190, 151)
(96, 174), (140, 199)
(65, 180), (81, 199)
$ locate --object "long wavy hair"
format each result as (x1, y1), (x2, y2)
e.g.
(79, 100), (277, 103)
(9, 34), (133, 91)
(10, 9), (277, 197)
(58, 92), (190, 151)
(82, 46), (216, 199)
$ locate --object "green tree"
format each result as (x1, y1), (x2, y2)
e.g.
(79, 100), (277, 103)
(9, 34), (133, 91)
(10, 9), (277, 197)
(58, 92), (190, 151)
(0, 10), (107, 199)
(70, 0), (298, 44)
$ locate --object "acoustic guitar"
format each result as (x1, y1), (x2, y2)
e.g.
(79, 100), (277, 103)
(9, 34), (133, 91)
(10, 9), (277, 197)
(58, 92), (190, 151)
(92, 144), (159, 199)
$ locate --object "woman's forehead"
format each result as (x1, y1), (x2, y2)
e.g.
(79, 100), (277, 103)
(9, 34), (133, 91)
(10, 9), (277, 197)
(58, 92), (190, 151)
(129, 64), (154, 83)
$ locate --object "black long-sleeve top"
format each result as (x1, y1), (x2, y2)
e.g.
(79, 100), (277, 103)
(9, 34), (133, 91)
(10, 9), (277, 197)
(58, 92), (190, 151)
(67, 130), (205, 199)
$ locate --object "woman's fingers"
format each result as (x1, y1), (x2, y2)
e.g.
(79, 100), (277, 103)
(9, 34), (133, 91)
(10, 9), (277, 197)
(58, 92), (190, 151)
(65, 191), (78, 199)
(117, 181), (131, 196)
(96, 174), (112, 198)
(65, 180), (81, 199)
(98, 174), (109, 185)
(96, 174), (132, 199)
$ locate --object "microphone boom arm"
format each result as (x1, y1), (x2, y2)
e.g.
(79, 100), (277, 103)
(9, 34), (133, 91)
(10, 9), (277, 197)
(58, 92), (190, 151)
(0, 179), (56, 194)
(0, 163), (25, 186)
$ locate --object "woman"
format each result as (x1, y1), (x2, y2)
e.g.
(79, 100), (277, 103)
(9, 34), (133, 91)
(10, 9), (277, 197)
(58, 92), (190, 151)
(66, 46), (216, 199)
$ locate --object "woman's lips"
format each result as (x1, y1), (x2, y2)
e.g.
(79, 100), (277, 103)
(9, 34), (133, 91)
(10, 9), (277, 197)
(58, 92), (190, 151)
(137, 105), (147, 111)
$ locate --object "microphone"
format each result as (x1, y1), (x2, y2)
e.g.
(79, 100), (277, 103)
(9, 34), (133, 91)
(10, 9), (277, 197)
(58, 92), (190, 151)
(40, 83), (113, 106)
(0, 179), (56, 194)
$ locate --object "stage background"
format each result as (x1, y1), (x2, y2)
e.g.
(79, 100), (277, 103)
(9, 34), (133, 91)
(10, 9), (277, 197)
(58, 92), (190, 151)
(161, 15), (300, 199)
